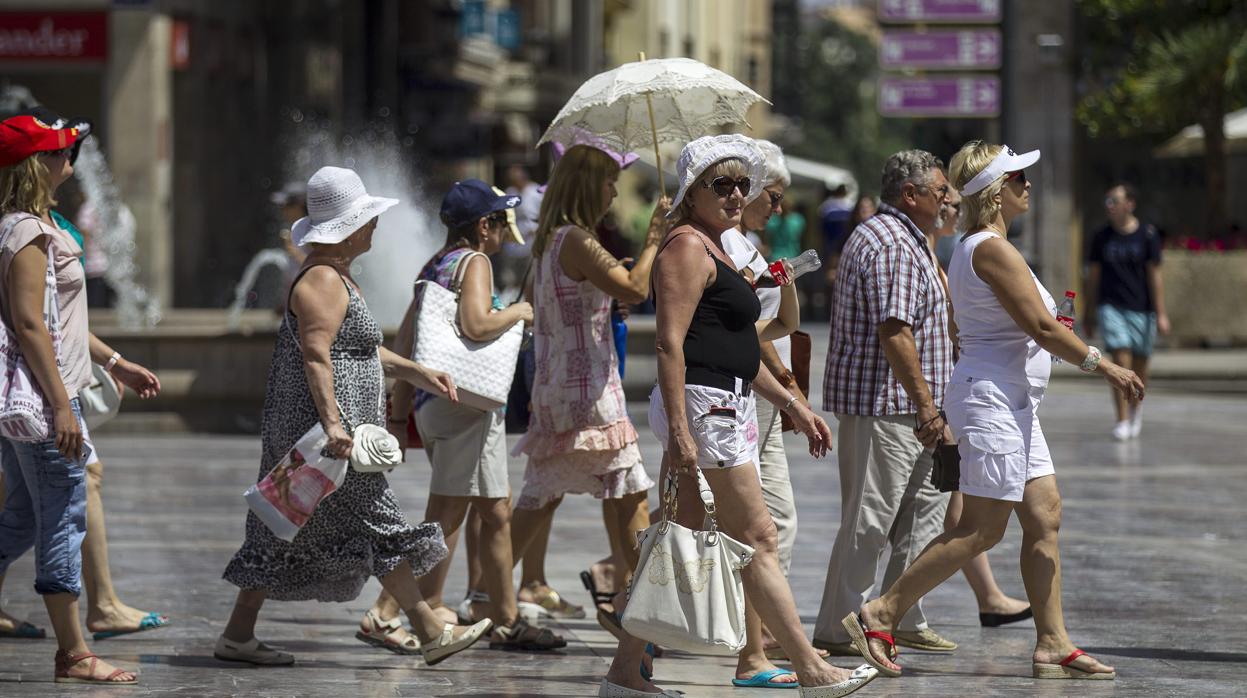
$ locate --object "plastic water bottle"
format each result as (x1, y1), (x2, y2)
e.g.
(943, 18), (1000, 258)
(757, 249), (822, 287)
(1052, 290), (1076, 363)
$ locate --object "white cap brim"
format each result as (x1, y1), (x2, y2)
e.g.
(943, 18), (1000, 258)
(292, 195), (400, 247)
(959, 146), (1040, 196)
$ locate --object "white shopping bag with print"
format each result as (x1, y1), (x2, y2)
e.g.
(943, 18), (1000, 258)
(244, 423), (347, 541)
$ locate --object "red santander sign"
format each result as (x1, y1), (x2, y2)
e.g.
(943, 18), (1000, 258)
(0, 13), (108, 63)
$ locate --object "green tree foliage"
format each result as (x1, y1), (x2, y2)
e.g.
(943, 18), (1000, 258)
(1076, 0), (1247, 234)
(777, 15), (913, 198)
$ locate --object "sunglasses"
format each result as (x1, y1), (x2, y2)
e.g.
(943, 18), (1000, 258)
(766, 190), (784, 206)
(703, 176), (751, 198)
(485, 211), (508, 225)
(39, 147), (72, 160)
(1005, 170), (1027, 186)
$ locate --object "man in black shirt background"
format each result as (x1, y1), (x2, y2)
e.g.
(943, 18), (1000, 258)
(1086, 183), (1170, 441)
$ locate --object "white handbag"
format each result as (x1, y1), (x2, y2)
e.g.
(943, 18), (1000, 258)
(0, 213), (62, 442)
(80, 363), (123, 429)
(349, 423), (403, 473)
(621, 468), (755, 655)
(410, 251), (521, 411)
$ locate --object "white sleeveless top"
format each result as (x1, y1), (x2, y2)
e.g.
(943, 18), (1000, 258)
(949, 231), (1054, 388)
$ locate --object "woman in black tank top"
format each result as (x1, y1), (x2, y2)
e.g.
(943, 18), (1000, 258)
(602, 138), (869, 697)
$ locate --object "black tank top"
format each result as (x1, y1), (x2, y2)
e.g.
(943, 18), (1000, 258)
(658, 233), (761, 386)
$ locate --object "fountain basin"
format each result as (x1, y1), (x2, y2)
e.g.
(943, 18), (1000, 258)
(91, 308), (282, 433)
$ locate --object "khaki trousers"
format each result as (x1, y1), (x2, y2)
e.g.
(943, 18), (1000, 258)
(812, 413), (949, 643)
(756, 398), (797, 576)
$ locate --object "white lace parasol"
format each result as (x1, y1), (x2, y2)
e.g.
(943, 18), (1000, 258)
(537, 57), (769, 157)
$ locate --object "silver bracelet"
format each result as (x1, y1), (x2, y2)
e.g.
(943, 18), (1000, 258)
(1079, 346), (1102, 373)
(104, 351), (121, 372)
(781, 395), (798, 412)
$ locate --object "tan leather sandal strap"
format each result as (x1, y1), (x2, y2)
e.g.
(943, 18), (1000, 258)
(105, 668), (131, 682)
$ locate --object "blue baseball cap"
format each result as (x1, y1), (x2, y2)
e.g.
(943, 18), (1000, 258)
(440, 179), (521, 229)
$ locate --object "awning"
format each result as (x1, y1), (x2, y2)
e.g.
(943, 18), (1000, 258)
(783, 155), (858, 195)
(1155, 107), (1247, 158)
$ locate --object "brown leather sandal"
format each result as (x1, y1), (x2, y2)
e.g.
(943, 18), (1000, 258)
(54, 649), (138, 685)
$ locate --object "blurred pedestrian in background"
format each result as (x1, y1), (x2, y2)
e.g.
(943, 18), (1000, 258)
(1086, 183), (1168, 441)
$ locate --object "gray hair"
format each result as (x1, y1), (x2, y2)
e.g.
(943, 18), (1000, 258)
(880, 149), (942, 206)
(755, 140), (791, 188)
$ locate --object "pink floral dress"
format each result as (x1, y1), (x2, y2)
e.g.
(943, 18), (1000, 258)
(512, 226), (653, 509)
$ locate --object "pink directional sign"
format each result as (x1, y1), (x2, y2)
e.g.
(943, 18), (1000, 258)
(878, 76), (1001, 117)
(881, 29), (1001, 69)
(878, 0), (1001, 24)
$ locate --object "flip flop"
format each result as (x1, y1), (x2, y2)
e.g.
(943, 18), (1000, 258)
(732, 668), (799, 688)
(1033, 649), (1116, 680)
(92, 611), (169, 640)
(840, 612), (900, 678)
(0, 620), (47, 639)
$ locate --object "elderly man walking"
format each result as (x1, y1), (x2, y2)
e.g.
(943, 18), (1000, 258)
(813, 150), (957, 655)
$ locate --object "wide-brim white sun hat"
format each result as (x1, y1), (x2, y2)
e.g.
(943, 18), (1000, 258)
(291, 166), (400, 247)
(959, 145), (1040, 196)
(667, 134), (767, 218)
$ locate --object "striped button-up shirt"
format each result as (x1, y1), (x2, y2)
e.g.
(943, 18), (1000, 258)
(823, 203), (952, 416)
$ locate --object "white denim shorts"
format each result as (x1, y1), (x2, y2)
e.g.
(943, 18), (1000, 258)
(944, 377), (1053, 502)
(648, 382), (759, 469)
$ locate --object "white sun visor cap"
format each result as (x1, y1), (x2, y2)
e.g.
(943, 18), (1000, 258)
(959, 146), (1041, 196)
(668, 134), (767, 218)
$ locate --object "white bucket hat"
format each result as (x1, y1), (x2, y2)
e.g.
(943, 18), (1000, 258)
(959, 145), (1040, 196)
(291, 166), (400, 247)
(667, 134), (767, 218)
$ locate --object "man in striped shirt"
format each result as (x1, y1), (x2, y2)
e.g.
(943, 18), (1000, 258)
(812, 150), (957, 655)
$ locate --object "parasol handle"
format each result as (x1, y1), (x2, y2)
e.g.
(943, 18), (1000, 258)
(639, 51), (666, 198)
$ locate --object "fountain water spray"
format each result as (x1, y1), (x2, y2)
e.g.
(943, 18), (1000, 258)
(226, 248), (292, 330)
(73, 139), (162, 328)
(278, 115), (442, 327)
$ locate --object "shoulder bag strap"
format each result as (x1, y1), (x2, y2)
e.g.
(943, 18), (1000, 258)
(450, 250), (487, 297)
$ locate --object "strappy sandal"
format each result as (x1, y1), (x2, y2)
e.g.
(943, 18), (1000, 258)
(356, 610), (420, 655)
(1033, 649), (1116, 680)
(840, 612), (901, 678)
(581, 569), (617, 614)
(54, 649), (138, 685)
(420, 619), (492, 666)
(489, 619), (567, 651)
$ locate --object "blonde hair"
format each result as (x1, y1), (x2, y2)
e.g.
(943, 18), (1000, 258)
(673, 157), (749, 222)
(948, 140), (1004, 233)
(0, 156), (56, 217)
(532, 145), (620, 257)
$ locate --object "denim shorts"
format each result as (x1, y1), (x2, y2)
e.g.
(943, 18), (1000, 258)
(0, 399), (90, 596)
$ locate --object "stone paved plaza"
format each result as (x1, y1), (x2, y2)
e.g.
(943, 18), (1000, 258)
(1, 380), (1245, 696)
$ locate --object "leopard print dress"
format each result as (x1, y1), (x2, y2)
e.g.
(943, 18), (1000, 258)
(223, 270), (447, 601)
